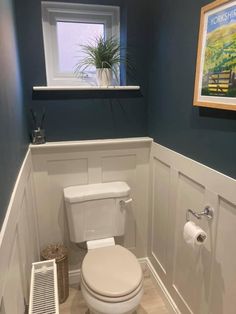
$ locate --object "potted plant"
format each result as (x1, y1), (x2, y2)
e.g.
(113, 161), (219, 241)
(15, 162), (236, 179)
(74, 36), (129, 86)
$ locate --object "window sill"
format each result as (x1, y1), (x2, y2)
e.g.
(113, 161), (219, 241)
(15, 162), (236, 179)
(32, 85), (142, 100)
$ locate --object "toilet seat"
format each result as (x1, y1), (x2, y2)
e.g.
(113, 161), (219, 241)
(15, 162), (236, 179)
(81, 274), (143, 303)
(81, 245), (143, 301)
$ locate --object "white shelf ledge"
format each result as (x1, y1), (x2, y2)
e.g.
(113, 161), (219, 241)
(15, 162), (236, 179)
(33, 85), (140, 91)
(30, 137), (153, 151)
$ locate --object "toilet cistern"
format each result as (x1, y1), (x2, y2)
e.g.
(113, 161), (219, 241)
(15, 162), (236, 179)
(64, 181), (143, 314)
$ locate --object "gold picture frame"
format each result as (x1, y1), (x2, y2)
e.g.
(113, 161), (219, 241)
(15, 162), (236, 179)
(194, 0), (236, 111)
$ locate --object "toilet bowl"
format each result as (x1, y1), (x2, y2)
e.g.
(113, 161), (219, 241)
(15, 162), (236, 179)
(81, 244), (143, 314)
(64, 182), (143, 314)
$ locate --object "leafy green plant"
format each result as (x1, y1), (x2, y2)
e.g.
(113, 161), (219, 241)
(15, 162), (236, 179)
(74, 36), (130, 81)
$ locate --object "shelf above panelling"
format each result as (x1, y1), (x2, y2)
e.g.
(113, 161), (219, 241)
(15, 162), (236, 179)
(29, 137), (153, 152)
(32, 85), (142, 100)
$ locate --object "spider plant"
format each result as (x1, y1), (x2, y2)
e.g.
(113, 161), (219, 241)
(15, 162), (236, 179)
(74, 36), (130, 83)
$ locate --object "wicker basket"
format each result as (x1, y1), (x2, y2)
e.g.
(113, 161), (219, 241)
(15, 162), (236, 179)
(41, 244), (69, 304)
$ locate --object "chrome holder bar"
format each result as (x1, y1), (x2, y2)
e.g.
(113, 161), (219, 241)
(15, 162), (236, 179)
(186, 206), (213, 222)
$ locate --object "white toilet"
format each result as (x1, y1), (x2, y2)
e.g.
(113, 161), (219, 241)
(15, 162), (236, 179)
(64, 181), (143, 314)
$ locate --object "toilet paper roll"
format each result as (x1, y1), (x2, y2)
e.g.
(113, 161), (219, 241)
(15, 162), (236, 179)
(183, 221), (207, 248)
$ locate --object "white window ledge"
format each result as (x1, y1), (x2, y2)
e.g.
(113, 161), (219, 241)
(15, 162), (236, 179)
(33, 86), (140, 91)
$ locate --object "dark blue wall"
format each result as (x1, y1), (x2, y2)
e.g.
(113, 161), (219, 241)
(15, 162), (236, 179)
(0, 0), (28, 226)
(148, 0), (236, 178)
(14, 0), (150, 141)
(2, 0), (234, 231)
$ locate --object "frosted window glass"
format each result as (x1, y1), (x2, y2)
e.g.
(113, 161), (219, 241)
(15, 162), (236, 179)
(57, 22), (104, 73)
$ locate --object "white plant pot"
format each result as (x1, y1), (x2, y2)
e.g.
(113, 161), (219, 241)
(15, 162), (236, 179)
(96, 68), (113, 86)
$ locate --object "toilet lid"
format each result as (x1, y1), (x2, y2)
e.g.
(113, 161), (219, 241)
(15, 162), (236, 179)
(82, 245), (143, 298)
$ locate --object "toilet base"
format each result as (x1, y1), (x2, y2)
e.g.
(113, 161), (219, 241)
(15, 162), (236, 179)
(89, 310), (137, 314)
(81, 283), (143, 314)
(88, 307), (138, 314)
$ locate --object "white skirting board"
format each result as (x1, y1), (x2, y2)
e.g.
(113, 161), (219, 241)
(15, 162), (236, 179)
(141, 258), (181, 314)
(68, 258), (180, 314)
(68, 269), (81, 286)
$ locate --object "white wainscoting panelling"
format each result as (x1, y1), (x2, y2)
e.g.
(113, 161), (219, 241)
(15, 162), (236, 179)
(0, 150), (40, 313)
(149, 142), (236, 314)
(2, 137), (235, 314)
(30, 138), (152, 271)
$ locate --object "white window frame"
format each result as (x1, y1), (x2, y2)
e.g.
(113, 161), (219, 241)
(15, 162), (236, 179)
(41, 2), (120, 86)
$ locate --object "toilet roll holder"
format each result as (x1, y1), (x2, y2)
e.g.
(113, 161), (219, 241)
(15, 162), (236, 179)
(186, 206), (213, 222)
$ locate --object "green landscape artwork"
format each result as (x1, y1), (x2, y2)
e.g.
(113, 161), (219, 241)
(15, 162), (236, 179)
(201, 4), (236, 98)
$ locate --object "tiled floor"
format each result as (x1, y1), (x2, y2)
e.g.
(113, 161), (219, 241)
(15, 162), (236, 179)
(60, 275), (170, 314)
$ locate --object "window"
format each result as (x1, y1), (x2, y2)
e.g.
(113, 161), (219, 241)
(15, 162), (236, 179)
(41, 2), (120, 86)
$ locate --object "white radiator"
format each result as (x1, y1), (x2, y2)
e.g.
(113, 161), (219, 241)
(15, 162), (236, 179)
(29, 259), (59, 314)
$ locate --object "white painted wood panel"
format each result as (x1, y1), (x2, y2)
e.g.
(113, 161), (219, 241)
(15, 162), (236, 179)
(0, 151), (40, 312)
(210, 198), (236, 314)
(151, 158), (171, 275)
(31, 138), (151, 271)
(149, 142), (236, 314)
(173, 174), (207, 314)
(102, 154), (137, 251)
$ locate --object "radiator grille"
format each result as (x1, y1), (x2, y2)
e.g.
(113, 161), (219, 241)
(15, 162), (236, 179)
(29, 260), (59, 314)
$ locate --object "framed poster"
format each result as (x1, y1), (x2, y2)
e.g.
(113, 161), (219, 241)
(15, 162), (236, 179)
(194, 0), (236, 111)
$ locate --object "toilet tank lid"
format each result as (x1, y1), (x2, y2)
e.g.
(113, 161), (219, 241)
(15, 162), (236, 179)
(64, 181), (130, 203)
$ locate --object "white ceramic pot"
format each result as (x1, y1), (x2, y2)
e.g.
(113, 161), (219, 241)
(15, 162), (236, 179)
(96, 68), (113, 86)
